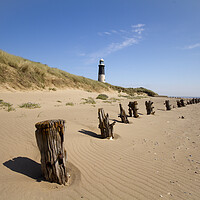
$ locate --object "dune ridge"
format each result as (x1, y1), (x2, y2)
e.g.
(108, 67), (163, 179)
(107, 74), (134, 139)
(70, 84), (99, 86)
(0, 49), (157, 97)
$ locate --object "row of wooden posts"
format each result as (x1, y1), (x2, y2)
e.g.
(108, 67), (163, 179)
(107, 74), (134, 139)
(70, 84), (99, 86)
(118, 100), (155, 124)
(98, 98), (200, 140)
(34, 98), (199, 185)
(98, 100), (156, 138)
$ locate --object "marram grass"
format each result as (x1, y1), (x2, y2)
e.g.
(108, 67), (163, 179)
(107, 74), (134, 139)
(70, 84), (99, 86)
(0, 49), (158, 96)
(0, 99), (15, 112)
(19, 102), (41, 109)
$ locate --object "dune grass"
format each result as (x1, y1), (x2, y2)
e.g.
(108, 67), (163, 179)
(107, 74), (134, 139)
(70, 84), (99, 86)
(66, 102), (74, 106)
(96, 94), (109, 100)
(0, 99), (15, 112)
(0, 49), (158, 96)
(19, 102), (41, 109)
(81, 97), (96, 104)
(49, 87), (57, 91)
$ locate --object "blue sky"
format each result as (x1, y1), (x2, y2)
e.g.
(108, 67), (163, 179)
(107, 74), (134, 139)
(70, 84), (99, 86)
(0, 0), (200, 96)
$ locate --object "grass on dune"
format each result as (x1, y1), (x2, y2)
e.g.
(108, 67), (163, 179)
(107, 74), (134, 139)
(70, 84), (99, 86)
(96, 94), (109, 100)
(0, 99), (15, 112)
(0, 49), (158, 96)
(66, 102), (74, 106)
(19, 102), (41, 109)
(81, 97), (96, 104)
(0, 50), (109, 92)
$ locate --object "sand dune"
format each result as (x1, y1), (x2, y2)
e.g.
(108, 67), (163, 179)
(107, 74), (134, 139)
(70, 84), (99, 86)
(0, 89), (200, 200)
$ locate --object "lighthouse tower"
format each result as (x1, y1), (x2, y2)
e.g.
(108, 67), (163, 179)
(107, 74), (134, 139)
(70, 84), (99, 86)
(98, 58), (105, 83)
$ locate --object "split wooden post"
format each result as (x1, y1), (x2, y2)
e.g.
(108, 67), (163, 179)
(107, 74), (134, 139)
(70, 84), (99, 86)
(119, 104), (129, 123)
(164, 100), (171, 110)
(98, 108), (116, 138)
(145, 101), (155, 115)
(128, 101), (139, 118)
(35, 119), (68, 185)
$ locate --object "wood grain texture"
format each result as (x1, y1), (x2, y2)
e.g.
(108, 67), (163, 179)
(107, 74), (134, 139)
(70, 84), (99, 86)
(35, 119), (68, 185)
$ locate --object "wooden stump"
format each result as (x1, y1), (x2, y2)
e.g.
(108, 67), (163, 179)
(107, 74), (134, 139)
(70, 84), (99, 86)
(145, 101), (155, 115)
(194, 98), (199, 104)
(191, 98), (195, 104)
(98, 108), (116, 138)
(177, 100), (182, 107)
(128, 101), (139, 118)
(128, 107), (132, 117)
(164, 100), (171, 110)
(35, 119), (68, 185)
(180, 99), (185, 107)
(187, 100), (191, 105)
(119, 104), (129, 123)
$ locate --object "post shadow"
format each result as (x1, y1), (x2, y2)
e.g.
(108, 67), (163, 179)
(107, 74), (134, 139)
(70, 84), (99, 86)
(3, 156), (43, 182)
(157, 109), (165, 111)
(78, 129), (102, 139)
(110, 118), (122, 123)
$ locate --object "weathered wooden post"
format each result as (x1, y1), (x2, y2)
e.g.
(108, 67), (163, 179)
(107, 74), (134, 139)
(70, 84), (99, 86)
(128, 101), (139, 118)
(180, 99), (185, 107)
(128, 107), (132, 117)
(164, 100), (171, 110)
(187, 100), (191, 105)
(98, 108), (116, 138)
(145, 101), (155, 115)
(191, 98), (195, 104)
(119, 104), (129, 123)
(177, 100), (182, 107)
(35, 119), (68, 185)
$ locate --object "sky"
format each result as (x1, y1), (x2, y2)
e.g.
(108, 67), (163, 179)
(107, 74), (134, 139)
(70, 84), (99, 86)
(0, 0), (200, 97)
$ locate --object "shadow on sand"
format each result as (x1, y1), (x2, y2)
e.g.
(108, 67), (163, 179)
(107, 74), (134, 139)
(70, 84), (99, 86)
(3, 157), (43, 182)
(157, 108), (166, 111)
(110, 118), (122, 123)
(78, 129), (102, 139)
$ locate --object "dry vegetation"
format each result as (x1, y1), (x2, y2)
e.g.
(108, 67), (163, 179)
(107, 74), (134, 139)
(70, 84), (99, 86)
(0, 49), (157, 96)
(19, 102), (41, 109)
(0, 99), (15, 112)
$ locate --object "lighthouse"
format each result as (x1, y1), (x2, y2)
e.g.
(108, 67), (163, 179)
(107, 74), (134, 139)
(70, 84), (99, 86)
(98, 58), (105, 83)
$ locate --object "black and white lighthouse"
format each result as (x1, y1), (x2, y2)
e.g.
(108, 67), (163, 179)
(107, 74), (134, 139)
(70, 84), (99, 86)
(98, 58), (105, 83)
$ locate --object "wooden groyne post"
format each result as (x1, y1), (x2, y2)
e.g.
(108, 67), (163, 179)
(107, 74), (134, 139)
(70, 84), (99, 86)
(194, 98), (200, 104)
(119, 104), (129, 123)
(145, 101), (155, 115)
(177, 100), (182, 107)
(128, 101), (139, 118)
(191, 98), (195, 104)
(187, 100), (191, 105)
(180, 99), (185, 107)
(164, 100), (171, 110)
(98, 108), (116, 139)
(35, 119), (68, 185)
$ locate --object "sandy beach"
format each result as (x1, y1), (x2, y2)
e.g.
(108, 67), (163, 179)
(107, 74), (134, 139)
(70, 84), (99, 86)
(0, 89), (200, 200)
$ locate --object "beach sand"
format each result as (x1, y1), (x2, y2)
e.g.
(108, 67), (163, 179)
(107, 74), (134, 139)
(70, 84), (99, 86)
(0, 89), (200, 200)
